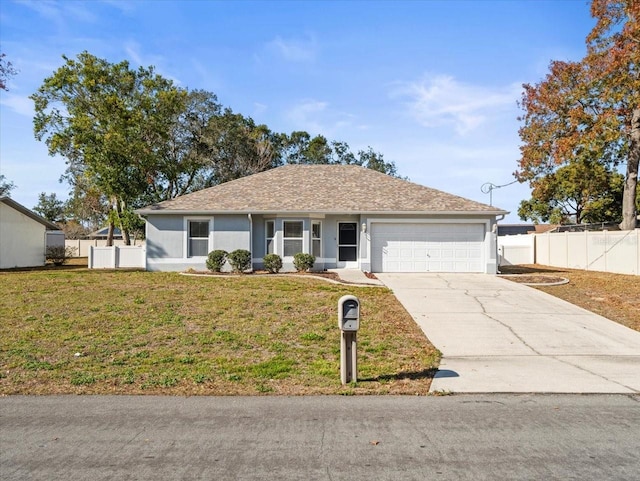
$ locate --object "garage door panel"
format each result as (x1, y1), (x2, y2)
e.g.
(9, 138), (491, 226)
(371, 223), (484, 273)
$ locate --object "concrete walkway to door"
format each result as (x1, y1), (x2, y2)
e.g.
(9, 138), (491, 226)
(376, 273), (640, 393)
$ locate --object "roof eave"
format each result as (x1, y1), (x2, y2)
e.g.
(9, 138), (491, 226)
(136, 208), (509, 216)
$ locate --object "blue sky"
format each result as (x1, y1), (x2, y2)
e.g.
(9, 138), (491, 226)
(0, 0), (595, 222)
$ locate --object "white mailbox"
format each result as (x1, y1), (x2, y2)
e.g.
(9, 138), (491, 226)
(338, 295), (360, 332)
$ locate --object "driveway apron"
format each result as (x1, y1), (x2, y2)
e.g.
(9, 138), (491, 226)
(376, 273), (640, 393)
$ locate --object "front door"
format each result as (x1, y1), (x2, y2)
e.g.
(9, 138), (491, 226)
(337, 222), (358, 268)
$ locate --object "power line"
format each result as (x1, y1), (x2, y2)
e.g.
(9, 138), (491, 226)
(480, 180), (518, 206)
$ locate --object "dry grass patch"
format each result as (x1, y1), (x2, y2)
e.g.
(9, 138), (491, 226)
(500, 265), (640, 332)
(0, 268), (439, 395)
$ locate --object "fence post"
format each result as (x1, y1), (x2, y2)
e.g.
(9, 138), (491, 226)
(604, 230), (608, 273)
(88, 245), (93, 268)
(585, 230), (589, 271)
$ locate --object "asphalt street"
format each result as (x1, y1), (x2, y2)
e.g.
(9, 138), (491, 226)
(1, 394), (639, 480)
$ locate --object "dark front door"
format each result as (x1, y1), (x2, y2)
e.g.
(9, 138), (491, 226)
(338, 222), (358, 263)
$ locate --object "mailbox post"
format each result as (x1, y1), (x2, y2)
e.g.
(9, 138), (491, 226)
(338, 295), (360, 385)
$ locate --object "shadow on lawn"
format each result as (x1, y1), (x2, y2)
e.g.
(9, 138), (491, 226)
(360, 367), (438, 383)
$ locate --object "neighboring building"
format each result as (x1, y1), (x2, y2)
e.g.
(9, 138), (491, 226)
(89, 227), (123, 240)
(497, 224), (537, 236)
(136, 165), (508, 273)
(0, 196), (62, 269)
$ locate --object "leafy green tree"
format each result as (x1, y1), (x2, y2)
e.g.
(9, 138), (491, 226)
(357, 147), (401, 178)
(33, 192), (65, 223)
(516, 0), (640, 230)
(143, 89), (223, 203)
(0, 52), (17, 91)
(517, 160), (625, 224)
(31, 51), (186, 245)
(200, 109), (282, 185)
(63, 173), (109, 232)
(0, 174), (15, 196)
(281, 132), (402, 177)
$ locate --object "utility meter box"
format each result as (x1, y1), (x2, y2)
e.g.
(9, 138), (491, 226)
(338, 295), (360, 332)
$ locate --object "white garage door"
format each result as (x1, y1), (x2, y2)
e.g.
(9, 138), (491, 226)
(371, 223), (485, 273)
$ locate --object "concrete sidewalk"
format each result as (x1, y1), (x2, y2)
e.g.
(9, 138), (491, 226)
(328, 268), (384, 286)
(376, 273), (640, 394)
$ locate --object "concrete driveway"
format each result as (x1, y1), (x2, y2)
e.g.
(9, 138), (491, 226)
(376, 273), (640, 393)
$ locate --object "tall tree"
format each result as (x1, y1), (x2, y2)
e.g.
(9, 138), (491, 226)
(200, 109), (281, 185)
(357, 147), (401, 177)
(518, 160), (625, 224)
(0, 174), (15, 196)
(63, 169), (110, 231)
(0, 52), (17, 91)
(33, 192), (65, 223)
(142, 89), (223, 203)
(516, 0), (640, 230)
(31, 52), (186, 245)
(281, 132), (402, 177)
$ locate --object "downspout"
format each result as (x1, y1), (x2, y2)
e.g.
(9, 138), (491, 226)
(248, 213), (253, 272)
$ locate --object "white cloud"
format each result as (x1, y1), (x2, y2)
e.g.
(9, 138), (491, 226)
(285, 99), (328, 133)
(0, 93), (34, 118)
(124, 41), (180, 84)
(253, 102), (268, 116)
(283, 99), (366, 137)
(16, 0), (97, 27)
(392, 74), (521, 135)
(266, 34), (318, 62)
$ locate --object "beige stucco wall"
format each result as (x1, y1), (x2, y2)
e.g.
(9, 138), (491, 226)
(0, 202), (47, 269)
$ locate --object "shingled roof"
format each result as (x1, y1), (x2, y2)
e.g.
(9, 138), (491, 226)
(137, 165), (506, 215)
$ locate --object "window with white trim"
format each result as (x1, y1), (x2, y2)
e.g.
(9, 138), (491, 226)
(265, 220), (275, 255)
(188, 220), (209, 257)
(311, 221), (321, 258)
(283, 220), (303, 257)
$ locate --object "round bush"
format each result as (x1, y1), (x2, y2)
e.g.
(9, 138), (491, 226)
(228, 249), (252, 273)
(293, 253), (315, 272)
(206, 250), (228, 272)
(263, 254), (283, 274)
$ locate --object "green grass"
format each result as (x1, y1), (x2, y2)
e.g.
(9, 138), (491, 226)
(0, 268), (439, 395)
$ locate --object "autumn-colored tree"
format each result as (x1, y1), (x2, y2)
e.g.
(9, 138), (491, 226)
(516, 0), (639, 230)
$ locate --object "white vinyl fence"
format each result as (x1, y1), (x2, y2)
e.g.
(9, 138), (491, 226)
(88, 245), (145, 269)
(498, 235), (535, 266)
(499, 229), (640, 275)
(535, 229), (639, 276)
(65, 239), (145, 258)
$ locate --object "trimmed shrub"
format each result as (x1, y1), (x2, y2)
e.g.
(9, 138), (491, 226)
(206, 250), (228, 272)
(293, 253), (315, 272)
(263, 254), (283, 274)
(228, 249), (252, 273)
(45, 245), (77, 266)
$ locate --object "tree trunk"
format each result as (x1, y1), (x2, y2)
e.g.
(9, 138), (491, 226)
(115, 200), (132, 246)
(620, 108), (640, 231)
(106, 219), (115, 247)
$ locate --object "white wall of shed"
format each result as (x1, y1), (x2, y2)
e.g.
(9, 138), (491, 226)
(0, 202), (47, 268)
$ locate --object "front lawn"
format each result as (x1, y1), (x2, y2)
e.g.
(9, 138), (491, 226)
(0, 268), (439, 395)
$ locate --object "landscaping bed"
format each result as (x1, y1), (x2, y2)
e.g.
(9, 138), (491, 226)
(0, 268), (439, 395)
